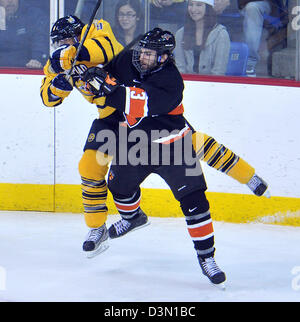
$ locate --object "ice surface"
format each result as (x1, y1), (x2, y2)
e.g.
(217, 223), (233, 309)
(0, 211), (299, 302)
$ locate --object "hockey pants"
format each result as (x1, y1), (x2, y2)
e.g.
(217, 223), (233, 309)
(108, 162), (215, 259)
(78, 132), (255, 228)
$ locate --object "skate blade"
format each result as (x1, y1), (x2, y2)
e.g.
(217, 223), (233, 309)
(211, 282), (226, 291)
(84, 240), (109, 259)
(130, 221), (151, 234)
(109, 221), (151, 239)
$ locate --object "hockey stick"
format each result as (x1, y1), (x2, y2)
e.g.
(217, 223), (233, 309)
(103, 33), (144, 69)
(66, 0), (103, 81)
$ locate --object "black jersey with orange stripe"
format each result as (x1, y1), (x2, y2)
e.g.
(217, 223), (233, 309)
(103, 47), (195, 166)
(105, 49), (187, 131)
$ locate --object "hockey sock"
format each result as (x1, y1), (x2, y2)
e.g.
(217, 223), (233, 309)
(79, 149), (110, 228)
(180, 190), (215, 258)
(192, 132), (255, 184)
(81, 177), (108, 227)
(113, 188), (142, 220)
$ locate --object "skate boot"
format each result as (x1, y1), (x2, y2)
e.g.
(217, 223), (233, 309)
(108, 209), (149, 239)
(198, 255), (226, 287)
(83, 224), (109, 258)
(246, 174), (269, 197)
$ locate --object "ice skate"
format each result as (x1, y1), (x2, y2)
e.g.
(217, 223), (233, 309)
(108, 209), (150, 239)
(198, 256), (226, 289)
(83, 224), (109, 258)
(247, 174), (270, 197)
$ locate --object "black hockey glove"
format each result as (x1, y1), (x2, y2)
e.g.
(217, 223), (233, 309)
(82, 67), (119, 96)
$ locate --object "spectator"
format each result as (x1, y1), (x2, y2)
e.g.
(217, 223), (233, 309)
(150, 0), (187, 34)
(174, 0), (230, 75)
(112, 0), (144, 46)
(214, 0), (230, 14)
(238, 0), (272, 76)
(215, 0), (244, 42)
(151, 0), (186, 7)
(65, 0), (98, 24)
(0, 0), (48, 68)
(102, 0), (146, 25)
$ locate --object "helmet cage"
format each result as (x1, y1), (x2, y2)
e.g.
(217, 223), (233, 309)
(132, 28), (175, 76)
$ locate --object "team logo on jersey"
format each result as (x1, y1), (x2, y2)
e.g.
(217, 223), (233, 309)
(108, 170), (114, 181)
(67, 16), (76, 24)
(95, 21), (103, 30)
(88, 133), (95, 142)
(162, 33), (171, 40)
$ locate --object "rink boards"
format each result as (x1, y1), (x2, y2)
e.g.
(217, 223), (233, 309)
(0, 74), (299, 226)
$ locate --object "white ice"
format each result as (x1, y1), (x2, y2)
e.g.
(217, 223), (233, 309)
(0, 211), (299, 302)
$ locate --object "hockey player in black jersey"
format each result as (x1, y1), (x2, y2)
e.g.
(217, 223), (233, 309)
(83, 28), (227, 286)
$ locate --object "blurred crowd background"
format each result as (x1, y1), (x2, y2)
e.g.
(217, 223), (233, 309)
(0, 0), (297, 79)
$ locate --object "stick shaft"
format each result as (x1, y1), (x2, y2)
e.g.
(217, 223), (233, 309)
(104, 33), (143, 69)
(66, 0), (103, 80)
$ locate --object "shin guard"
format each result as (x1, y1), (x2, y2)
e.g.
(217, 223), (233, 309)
(180, 190), (215, 258)
(192, 132), (255, 184)
(113, 188), (142, 220)
(78, 149), (111, 228)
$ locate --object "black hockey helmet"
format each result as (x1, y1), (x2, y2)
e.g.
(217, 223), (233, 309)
(139, 28), (176, 55)
(50, 15), (84, 46)
(132, 28), (176, 75)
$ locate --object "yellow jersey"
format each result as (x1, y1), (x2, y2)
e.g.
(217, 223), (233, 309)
(40, 19), (124, 119)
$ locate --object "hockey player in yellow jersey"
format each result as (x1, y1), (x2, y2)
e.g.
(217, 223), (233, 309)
(40, 15), (124, 257)
(40, 15), (268, 258)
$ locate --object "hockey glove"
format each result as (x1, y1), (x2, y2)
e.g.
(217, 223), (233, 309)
(50, 74), (73, 98)
(82, 67), (119, 96)
(50, 44), (77, 73)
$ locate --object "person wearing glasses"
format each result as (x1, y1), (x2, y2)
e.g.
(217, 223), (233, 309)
(112, 0), (144, 46)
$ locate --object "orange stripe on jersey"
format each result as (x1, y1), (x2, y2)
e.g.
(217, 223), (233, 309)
(152, 126), (191, 145)
(168, 103), (184, 115)
(162, 127), (191, 145)
(188, 220), (214, 238)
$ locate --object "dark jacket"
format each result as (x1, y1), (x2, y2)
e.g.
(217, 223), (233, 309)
(112, 23), (144, 47)
(0, 0), (49, 67)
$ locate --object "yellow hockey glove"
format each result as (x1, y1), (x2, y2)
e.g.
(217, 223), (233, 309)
(50, 44), (77, 73)
(50, 74), (74, 98)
